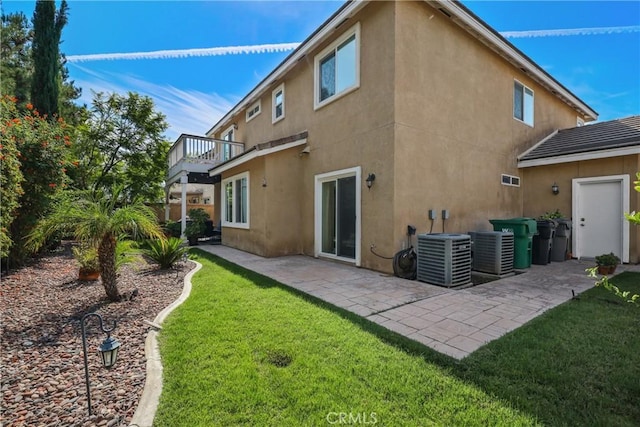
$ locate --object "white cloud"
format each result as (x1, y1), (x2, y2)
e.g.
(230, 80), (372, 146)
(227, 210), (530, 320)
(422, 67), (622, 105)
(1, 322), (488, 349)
(71, 65), (237, 140)
(67, 43), (301, 63)
(501, 25), (640, 39)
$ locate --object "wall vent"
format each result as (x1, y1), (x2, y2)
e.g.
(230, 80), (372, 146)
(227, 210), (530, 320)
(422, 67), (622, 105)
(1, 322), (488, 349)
(417, 234), (471, 287)
(469, 231), (514, 275)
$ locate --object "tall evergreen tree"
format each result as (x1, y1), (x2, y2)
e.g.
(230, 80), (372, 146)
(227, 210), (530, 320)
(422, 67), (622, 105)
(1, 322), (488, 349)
(30, 0), (68, 117)
(0, 12), (33, 107)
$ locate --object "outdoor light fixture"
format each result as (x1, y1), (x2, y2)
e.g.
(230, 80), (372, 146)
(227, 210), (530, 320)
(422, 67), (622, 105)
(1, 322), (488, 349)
(366, 173), (376, 189)
(551, 182), (559, 195)
(81, 313), (122, 415)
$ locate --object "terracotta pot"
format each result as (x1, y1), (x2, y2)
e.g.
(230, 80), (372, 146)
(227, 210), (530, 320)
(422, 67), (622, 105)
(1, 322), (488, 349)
(78, 269), (100, 281)
(597, 265), (617, 275)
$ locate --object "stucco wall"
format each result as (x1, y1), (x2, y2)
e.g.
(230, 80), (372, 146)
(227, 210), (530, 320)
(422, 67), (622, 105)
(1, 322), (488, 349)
(213, 1), (397, 269)
(220, 157), (268, 256)
(210, 0), (599, 274)
(391, 1), (585, 247)
(522, 155), (640, 262)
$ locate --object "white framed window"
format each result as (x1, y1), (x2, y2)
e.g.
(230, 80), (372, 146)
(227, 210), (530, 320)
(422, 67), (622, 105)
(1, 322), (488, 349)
(501, 174), (520, 187)
(314, 22), (360, 110)
(246, 100), (261, 122)
(221, 125), (235, 162)
(513, 80), (534, 126)
(272, 83), (285, 123)
(222, 171), (249, 229)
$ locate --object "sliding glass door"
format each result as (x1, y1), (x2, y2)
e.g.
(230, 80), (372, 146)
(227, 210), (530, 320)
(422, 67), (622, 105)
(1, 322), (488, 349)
(315, 167), (360, 264)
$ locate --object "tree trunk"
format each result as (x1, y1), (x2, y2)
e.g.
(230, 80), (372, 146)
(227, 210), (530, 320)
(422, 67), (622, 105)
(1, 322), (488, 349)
(98, 234), (120, 301)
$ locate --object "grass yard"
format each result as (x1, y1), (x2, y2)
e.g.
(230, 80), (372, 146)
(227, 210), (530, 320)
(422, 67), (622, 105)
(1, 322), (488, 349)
(457, 271), (640, 426)
(155, 251), (640, 426)
(155, 250), (536, 426)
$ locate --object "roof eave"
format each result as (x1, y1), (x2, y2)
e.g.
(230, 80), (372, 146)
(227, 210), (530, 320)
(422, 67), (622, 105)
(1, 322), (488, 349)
(430, 0), (598, 121)
(518, 145), (640, 168)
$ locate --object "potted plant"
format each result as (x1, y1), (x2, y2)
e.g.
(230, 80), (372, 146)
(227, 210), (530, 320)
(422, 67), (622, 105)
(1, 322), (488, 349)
(72, 245), (100, 281)
(184, 208), (210, 246)
(184, 221), (205, 246)
(595, 252), (621, 275)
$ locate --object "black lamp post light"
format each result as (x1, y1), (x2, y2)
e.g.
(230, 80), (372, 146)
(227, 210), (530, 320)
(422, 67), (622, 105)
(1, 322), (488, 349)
(81, 313), (122, 415)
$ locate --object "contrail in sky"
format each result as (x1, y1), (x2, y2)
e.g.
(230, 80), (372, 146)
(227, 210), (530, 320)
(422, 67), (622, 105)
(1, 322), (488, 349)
(66, 26), (639, 63)
(501, 25), (640, 39)
(67, 42), (301, 63)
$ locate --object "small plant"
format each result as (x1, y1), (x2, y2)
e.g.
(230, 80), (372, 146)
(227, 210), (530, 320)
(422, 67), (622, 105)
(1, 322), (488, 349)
(185, 208), (210, 245)
(539, 209), (564, 220)
(595, 252), (620, 267)
(140, 237), (188, 269)
(72, 245), (100, 280)
(594, 252), (621, 276)
(587, 268), (639, 305)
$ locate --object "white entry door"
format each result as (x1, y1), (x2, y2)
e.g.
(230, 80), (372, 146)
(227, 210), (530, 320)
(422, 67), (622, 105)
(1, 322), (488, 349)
(572, 175), (629, 262)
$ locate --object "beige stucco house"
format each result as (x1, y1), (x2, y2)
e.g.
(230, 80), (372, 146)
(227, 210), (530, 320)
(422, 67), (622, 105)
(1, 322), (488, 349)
(167, 0), (638, 272)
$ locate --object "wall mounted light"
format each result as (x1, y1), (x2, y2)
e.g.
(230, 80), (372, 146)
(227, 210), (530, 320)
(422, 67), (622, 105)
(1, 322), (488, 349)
(366, 173), (376, 189)
(551, 182), (559, 195)
(232, 123), (238, 130)
(299, 146), (311, 157)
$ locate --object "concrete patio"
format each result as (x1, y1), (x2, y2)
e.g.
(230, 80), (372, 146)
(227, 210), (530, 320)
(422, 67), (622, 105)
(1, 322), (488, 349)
(197, 245), (638, 359)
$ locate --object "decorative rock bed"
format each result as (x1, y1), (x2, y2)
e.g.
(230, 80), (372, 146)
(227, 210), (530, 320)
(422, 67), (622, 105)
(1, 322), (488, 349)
(1, 244), (192, 426)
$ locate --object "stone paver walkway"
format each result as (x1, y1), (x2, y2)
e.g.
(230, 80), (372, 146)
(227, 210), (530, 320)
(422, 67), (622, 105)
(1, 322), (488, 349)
(198, 245), (639, 359)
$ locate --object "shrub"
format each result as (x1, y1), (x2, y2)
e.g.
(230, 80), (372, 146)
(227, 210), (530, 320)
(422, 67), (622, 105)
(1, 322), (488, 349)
(141, 237), (187, 269)
(163, 220), (181, 238)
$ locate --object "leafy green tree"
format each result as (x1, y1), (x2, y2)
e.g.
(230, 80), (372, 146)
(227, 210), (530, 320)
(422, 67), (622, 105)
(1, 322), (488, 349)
(28, 189), (164, 301)
(1, 95), (72, 265)
(73, 91), (170, 203)
(30, 0), (68, 117)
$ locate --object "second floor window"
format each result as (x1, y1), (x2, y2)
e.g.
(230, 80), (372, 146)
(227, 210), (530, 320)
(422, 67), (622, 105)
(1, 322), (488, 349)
(246, 100), (261, 122)
(272, 84), (285, 123)
(314, 22), (360, 109)
(513, 81), (534, 126)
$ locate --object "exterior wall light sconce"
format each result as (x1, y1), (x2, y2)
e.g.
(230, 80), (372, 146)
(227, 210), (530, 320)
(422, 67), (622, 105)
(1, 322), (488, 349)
(551, 182), (559, 195)
(81, 313), (122, 415)
(232, 123), (238, 130)
(366, 173), (376, 189)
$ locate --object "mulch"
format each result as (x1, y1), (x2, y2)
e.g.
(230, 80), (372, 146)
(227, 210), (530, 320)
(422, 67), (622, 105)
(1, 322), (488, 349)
(0, 243), (193, 427)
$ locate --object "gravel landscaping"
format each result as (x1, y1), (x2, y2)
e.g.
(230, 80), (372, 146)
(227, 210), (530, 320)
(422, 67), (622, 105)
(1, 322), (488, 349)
(1, 243), (193, 427)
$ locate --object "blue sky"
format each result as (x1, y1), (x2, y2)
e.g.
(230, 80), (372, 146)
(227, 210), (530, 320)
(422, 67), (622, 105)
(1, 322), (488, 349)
(3, 0), (639, 140)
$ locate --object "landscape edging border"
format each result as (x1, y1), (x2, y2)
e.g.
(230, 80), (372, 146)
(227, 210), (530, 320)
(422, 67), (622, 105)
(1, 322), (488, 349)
(128, 260), (202, 427)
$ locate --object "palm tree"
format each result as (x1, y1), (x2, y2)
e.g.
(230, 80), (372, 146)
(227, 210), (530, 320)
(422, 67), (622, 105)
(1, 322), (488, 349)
(28, 190), (164, 301)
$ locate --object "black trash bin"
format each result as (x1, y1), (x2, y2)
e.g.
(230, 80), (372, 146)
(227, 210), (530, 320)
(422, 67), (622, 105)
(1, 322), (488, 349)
(551, 219), (572, 262)
(532, 220), (556, 265)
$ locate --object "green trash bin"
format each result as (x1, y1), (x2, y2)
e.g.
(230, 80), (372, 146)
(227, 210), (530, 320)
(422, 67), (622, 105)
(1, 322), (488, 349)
(489, 218), (537, 269)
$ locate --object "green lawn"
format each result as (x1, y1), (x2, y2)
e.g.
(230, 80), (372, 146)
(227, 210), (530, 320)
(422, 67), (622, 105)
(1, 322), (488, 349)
(155, 251), (640, 426)
(458, 271), (640, 426)
(155, 250), (536, 426)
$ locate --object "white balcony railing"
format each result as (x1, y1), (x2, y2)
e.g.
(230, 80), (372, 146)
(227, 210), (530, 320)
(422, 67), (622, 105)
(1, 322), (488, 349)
(167, 134), (244, 183)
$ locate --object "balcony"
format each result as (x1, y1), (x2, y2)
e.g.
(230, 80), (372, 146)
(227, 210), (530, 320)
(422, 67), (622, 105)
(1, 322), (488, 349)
(167, 134), (244, 185)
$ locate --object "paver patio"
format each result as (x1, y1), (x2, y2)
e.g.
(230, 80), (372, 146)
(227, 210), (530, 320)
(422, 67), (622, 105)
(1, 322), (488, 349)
(198, 245), (639, 359)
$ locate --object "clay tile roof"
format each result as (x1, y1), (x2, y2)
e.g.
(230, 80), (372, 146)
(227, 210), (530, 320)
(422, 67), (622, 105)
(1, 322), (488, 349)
(520, 115), (640, 161)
